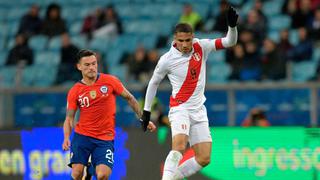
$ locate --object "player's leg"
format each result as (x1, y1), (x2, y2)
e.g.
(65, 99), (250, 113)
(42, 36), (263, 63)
(189, 105), (212, 166)
(190, 120), (212, 167)
(91, 139), (114, 180)
(193, 142), (211, 166)
(69, 133), (94, 180)
(174, 106), (212, 179)
(95, 164), (112, 180)
(174, 124), (212, 179)
(162, 108), (190, 180)
(71, 164), (85, 180)
(174, 142), (211, 180)
(162, 134), (188, 180)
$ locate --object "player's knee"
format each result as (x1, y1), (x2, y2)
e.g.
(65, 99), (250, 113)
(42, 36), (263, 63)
(202, 157), (211, 167)
(71, 169), (83, 180)
(172, 145), (186, 153)
(196, 155), (211, 167)
(172, 141), (187, 153)
(96, 172), (109, 180)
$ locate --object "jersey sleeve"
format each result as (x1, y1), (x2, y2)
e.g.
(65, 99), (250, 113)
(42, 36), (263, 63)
(110, 75), (125, 95)
(199, 26), (238, 53)
(67, 87), (78, 110)
(199, 38), (216, 53)
(152, 56), (168, 81)
(144, 56), (168, 111)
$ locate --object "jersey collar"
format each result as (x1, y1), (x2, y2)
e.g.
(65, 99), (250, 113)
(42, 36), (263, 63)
(78, 73), (101, 85)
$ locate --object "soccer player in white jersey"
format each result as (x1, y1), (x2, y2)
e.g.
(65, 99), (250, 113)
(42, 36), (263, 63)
(140, 6), (239, 180)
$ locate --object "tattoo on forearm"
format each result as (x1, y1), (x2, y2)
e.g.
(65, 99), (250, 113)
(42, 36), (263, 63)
(122, 89), (142, 118)
(66, 110), (75, 118)
(129, 97), (142, 118)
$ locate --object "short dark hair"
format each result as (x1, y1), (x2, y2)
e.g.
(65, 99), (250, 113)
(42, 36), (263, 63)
(174, 23), (193, 34)
(76, 49), (96, 63)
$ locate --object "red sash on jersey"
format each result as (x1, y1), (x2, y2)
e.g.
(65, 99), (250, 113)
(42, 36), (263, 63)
(170, 42), (203, 107)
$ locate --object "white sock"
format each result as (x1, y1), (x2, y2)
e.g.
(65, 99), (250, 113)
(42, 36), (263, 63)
(174, 157), (202, 179)
(162, 150), (183, 180)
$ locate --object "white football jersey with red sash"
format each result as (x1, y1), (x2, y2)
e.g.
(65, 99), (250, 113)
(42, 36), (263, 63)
(153, 38), (224, 110)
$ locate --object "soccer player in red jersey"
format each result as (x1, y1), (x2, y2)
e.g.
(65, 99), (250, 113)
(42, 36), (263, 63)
(62, 49), (156, 180)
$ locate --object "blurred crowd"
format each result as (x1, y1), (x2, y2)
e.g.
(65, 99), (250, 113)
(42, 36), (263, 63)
(1, 0), (320, 87)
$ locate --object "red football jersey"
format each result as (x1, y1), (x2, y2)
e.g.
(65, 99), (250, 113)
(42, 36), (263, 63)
(67, 73), (124, 140)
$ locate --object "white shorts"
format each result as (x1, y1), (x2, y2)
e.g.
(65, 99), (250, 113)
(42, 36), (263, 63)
(168, 105), (212, 146)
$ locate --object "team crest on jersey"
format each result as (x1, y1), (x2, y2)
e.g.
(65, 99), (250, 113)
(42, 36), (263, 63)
(193, 52), (201, 61)
(100, 86), (108, 94)
(90, 90), (97, 99)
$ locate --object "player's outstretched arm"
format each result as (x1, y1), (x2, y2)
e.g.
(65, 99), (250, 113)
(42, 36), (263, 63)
(62, 109), (76, 151)
(120, 87), (156, 132)
(218, 6), (239, 49)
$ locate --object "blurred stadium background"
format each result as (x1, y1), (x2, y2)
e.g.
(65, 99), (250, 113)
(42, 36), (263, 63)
(1, 0), (320, 179)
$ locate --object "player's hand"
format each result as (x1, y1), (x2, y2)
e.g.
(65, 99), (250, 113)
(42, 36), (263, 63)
(62, 138), (71, 151)
(140, 110), (151, 132)
(147, 121), (157, 132)
(227, 6), (238, 27)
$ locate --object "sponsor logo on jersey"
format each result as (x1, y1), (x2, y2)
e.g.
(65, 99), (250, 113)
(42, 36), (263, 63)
(78, 92), (86, 98)
(100, 86), (108, 94)
(90, 90), (97, 99)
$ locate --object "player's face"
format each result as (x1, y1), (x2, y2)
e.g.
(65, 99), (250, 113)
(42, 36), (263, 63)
(174, 32), (194, 54)
(77, 55), (98, 79)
